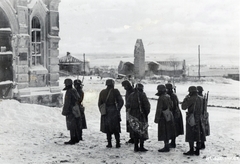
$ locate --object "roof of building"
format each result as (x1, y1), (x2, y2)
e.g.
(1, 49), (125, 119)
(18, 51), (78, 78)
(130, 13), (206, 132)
(59, 54), (82, 63)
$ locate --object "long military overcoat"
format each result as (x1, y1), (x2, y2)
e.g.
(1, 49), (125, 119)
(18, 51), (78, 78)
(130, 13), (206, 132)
(126, 90), (150, 140)
(125, 87), (134, 132)
(154, 93), (176, 141)
(168, 92), (184, 136)
(182, 94), (206, 142)
(75, 87), (87, 129)
(62, 87), (81, 132)
(98, 87), (124, 134)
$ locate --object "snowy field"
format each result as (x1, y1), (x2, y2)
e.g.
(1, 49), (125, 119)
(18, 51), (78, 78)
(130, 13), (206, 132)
(0, 76), (239, 164)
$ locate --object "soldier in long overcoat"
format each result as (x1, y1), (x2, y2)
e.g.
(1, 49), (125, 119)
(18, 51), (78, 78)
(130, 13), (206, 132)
(182, 86), (206, 156)
(62, 78), (82, 145)
(197, 86), (209, 149)
(98, 79), (124, 148)
(126, 83), (150, 152)
(154, 85), (175, 152)
(74, 79), (87, 140)
(121, 80), (135, 144)
(165, 83), (184, 148)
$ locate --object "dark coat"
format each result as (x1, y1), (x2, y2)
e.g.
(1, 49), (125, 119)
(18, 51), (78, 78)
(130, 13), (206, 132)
(75, 86), (87, 129)
(124, 86), (134, 132)
(154, 93), (175, 141)
(182, 94), (206, 142)
(167, 91), (184, 136)
(98, 87), (124, 134)
(62, 87), (81, 131)
(126, 90), (150, 140)
(199, 94), (210, 136)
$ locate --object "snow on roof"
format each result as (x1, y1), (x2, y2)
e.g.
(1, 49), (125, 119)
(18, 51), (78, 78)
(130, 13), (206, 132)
(59, 54), (83, 63)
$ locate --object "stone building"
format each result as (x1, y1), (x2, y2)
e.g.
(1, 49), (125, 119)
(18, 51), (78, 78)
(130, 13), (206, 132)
(0, 0), (62, 107)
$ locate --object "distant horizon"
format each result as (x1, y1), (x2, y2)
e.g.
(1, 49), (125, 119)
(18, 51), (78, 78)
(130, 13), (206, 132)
(59, 52), (239, 68)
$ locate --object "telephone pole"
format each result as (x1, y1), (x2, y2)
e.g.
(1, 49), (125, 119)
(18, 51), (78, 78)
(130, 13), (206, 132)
(198, 45), (200, 79)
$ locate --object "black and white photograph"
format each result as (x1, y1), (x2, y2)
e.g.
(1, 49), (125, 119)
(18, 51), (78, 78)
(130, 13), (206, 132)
(0, 0), (239, 163)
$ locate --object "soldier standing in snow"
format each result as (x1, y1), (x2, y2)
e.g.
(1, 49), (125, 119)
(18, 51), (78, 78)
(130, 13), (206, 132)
(182, 86), (206, 156)
(74, 79), (87, 140)
(121, 80), (135, 144)
(165, 83), (184, 148)
(62, 78), (82, 145)
(154, 85), (175, 152)
(197, 86), (209, 149)
(98, 79), (124, 148)
(126, 83), (150, 152)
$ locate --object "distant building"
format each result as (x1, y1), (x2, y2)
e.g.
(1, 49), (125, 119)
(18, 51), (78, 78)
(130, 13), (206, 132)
(148, 60), (186, 77)
(59, 52), (90, 76)
(118, 61), (134, 76)
(0, 0), (62, 107)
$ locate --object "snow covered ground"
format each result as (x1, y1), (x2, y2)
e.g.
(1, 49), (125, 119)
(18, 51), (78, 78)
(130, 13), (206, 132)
(0, 76), (239, 164)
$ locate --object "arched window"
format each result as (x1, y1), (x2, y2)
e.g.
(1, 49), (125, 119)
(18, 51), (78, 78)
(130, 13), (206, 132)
(31, 17), (42, 65)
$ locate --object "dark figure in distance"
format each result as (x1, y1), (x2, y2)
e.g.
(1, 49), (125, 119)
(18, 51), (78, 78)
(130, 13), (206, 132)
(165, 83), (184, 148)
(74, 79), (87, 140)
(98, 79), (124, 148)
(154, 85), (175, 152)
(61, 78), (82, 145)
(121, 80), (135, 144)
(182, 86), (206, 156)
(126, 83), (150, 152)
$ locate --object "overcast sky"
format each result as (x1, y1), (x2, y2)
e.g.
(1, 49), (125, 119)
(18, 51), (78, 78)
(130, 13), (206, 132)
(58, 0), (239, 59)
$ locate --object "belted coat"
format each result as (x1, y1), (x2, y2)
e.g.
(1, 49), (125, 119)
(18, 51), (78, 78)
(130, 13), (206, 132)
(62, 86), (81, 132)
(182, 94), (206, 142)
(154, 93), (175, 141)
(126, 90), (150, 140)
(167, 92), (184, 136)
(98, 87), (124, 134)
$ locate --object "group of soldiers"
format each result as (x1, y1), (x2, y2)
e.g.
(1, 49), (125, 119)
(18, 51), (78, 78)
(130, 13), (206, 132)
(61, 78), (210, 156)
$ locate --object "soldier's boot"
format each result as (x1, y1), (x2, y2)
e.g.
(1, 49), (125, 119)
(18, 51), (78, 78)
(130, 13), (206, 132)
(139, 140), (148, 152)
(195, 142), (201, 156)
(134, 139), (139, 152)
(79, 129), (83, 141)
(65, 130), (77, 145)
(115, 133), (121, 148)
(127, 138), (134, 144)
(158, 145), (170, 152)
(183, 142), (195, 156)
(195, 148), (200, 156)
(106, 134), (112, 148)
(201, 142), (205, 149)
(183, 149), (195, 156)
(169, 138), (176, 148)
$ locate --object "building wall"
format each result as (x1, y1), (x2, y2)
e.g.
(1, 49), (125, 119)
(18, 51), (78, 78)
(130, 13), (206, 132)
(0, 0), (62, 106)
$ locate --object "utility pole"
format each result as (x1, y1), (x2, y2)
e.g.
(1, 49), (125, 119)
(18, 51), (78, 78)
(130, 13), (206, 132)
(198, 45), (200, 79)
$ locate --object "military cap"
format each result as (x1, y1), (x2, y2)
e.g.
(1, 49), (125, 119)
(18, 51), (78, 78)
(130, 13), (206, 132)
(106, 79), (115, 86)
(136, 83), (144, 89)
(121, 80), (131, 87)
(157, 84), (166, 92)
(165, 83), (173, 89)
(188, 86), (197, 92)
(74, 79), (83, 85)
(64, 78), (73, 86)
(197, 86), (204, 92)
